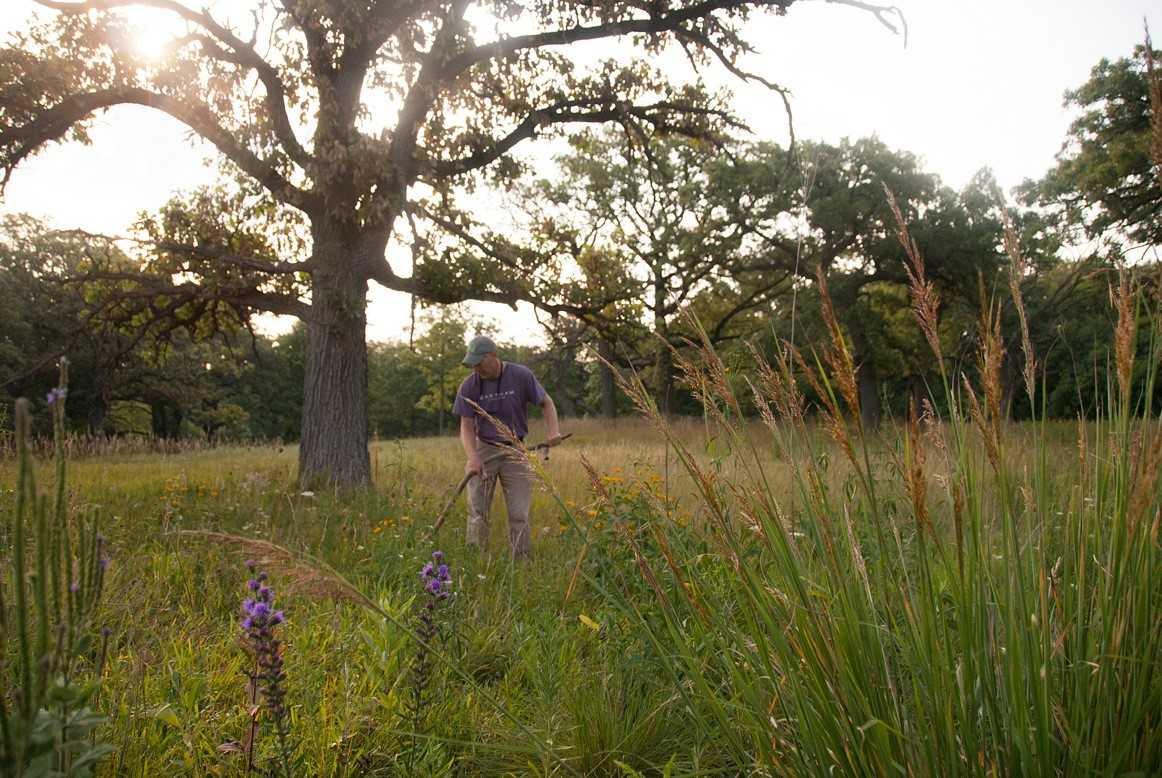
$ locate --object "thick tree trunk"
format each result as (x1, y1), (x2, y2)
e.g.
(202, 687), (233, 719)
(655, 335), (673, 415)
(151, 403), (180, 439)
(438, 371), (446, 436)
(298, 250), (371, 489)
(598, 338), (617, 418)
(87, 399), (108, 436)
(858, 361), (882, 429)
(653, 278), (672, 414)
(552, 362), (577, 418)
(1001, 360), (1020, 419)
(849, 324), (881, 429)
(909, 375), (927, 416)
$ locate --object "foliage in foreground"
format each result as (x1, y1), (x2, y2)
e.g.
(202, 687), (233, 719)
(2, 267), (1160, 775)
(569, 233), (1162, 773)
(1, 366), (112, 776)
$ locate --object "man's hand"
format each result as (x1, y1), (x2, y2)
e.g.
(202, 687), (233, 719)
(540, 395), (563, 451)
(465, 454), (484, 477)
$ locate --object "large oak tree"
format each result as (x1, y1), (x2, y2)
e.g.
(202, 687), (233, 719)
(0, 0), (893, 486)
(1021, 41), (1162, 249)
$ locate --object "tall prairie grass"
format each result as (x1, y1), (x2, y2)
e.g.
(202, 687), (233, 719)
(568, 203), (1162, 775)
(2, 239), (1159, 775)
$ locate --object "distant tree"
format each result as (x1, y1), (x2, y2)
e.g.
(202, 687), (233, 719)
(230, 326), (306, 441)
(1021, 42), (1162, 249)
(536, 132), (794, 411)
(1, 212), (312, 439)
(412, 309), (474, 437)
(0, 213), (149, 432)
(531, 316), (590, 418)
(731, 140), (1029, 425)
(368, 341), (428, 438)
(0, 0), (897, 485)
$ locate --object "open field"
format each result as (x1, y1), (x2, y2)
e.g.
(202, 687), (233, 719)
(3, 399), (1159, 775)
(3, 4), (1161, 775)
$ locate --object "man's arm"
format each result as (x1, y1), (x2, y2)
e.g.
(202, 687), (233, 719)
(540, 394), (562, 445)
(460, 415), (482, 475)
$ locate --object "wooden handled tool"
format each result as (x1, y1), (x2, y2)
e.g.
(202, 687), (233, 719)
(427, 433), (572, 538)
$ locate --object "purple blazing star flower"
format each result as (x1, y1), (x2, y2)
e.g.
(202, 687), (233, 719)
(238, 563), (290, 761)
(432, 551), (444, 563)
(436, 564), (450, 581)
(45, 387), (67, 406)
(425, 578), (442, 595)
(420, 562), (434, 578)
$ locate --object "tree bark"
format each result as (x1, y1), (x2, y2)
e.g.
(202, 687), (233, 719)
(438, 370), (446, 437)
(655, 340), (673, 416)
(858, 360), (882, 429)
(909, 375), (927, 417)
(1001, 360), (1019, 419)
(552, 360), (577, 418)
(598, 338), (617, 418)
(298, 239), (371, 489)
(653, 276), (672, 415)
(848, 321), (881, 429)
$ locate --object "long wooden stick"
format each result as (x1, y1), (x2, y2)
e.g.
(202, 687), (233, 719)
(427, 434), (572, 538)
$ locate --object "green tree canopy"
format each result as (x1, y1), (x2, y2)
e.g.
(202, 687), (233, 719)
(0, 0), (899, 486)
(1021, 43), (1162, 249)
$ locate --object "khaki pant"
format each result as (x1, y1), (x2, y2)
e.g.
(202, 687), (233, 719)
(466, 439), (533, 559)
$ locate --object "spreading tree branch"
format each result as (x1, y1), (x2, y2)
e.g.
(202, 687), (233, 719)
(388, 0), (471, 181)
(1, 87), (316, 211)
(49, 228), (311, 276)
(441, 0), (794, 80)
(428, 100), (742, 178)
(68, 269), (311, 319)
(32, 0), (311, 167)
(824, 0), (907, 44)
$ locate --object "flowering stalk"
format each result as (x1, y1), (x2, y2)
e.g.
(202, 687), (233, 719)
(406, 551), (452, 767)
(2, 361), (112, 776)
(240, 562), (291, 777)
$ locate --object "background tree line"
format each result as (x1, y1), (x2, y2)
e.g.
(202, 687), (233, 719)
(2, 39), (1160, 442)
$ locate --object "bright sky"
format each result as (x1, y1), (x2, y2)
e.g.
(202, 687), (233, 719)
(1, 0), (1158, 344)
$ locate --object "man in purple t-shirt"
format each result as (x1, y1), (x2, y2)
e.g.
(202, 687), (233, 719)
(452, 335), (562, 559)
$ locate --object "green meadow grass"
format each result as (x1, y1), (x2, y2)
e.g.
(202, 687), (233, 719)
(3, 389), (1160, 777)
(2, 418), (773, 775)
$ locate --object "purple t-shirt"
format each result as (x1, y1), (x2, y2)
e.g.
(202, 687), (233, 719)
(453, 362), (546, 442)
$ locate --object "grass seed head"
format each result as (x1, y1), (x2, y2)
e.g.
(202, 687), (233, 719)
(1002, 210), (1037, 406)
(885, 185), (944, 367)
(1112, 266), (1136, 405)
(814, 264), (862, 421)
